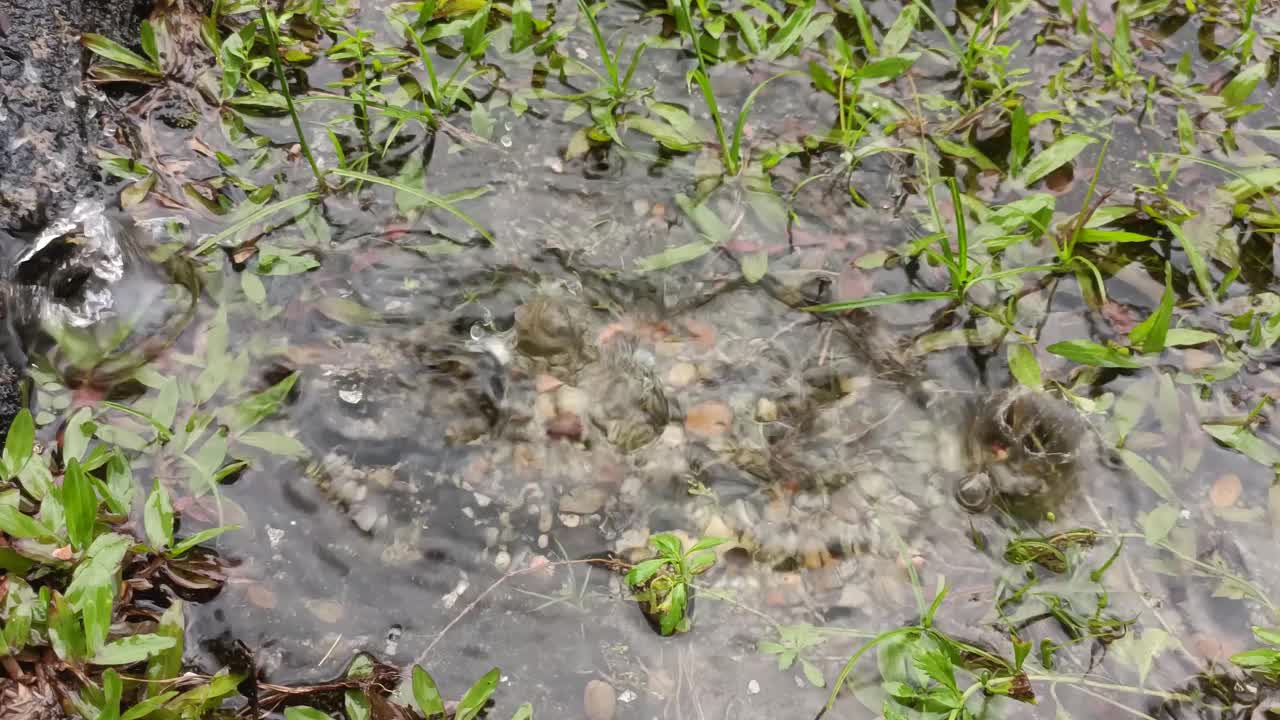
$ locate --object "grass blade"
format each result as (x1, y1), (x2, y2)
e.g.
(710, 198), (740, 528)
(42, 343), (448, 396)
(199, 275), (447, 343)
(331, 169), (493, 243)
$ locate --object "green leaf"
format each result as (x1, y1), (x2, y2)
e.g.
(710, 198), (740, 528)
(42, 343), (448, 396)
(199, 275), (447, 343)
(880, 4), (919, 56)
(92, 634), (178, 665)
(237, 431), (308, 458)
(1019, 134), (1095, 186)
(1130, 264), (1174, 354)
(1009, 104), (1029, 175)
(81, 33), (160, 74)
(232, 372), (299, 433)
(81, 580), (114, 657)
(170, 525), (239, 558)
(456, 668), (500, 720)
(510, 703), (534, 720)
(1075, 229), (1159, 243)
(801, 658), (826, 687)
(345, 691), (372, 720)
(66, 533), (131, 609)
(1231, 647), (1280, 669)
(1203, 424), (1280, 467)
(1222, 63), (1266, 106)
(412, 666), (446, 716)
(62, 458), (98, 551)
(0, 505), (56, 540)
(1142, 503), (1178, 545)
(1222, 168), (1280, 201)
(1165, 328), (1217, 346)
(511, 0), (535, 51)
(932, 137), (997, 171)
(3, 409), (34, 477)
(285, 708), (334, 720)
(331, 170), (493, 244)
(650, 532), (684, 558)
(119, 691), (179, 720)
(625, 558), (669, 587)
(1047, 340), (1142, 368)
(48, 591), (86, 663)
(146, 602), (185, 690)
(914, 650), (958, 692)
(139, 20), (159, 65)
(860, 54), (916, 80)
(1007, 344), (1043, 390)
(1252, 627), (1280, 646)
(740, 250), (768, 283)
(144, 483), (175, 551)
(1111, 628), (1180, 684)
(661, 582), (688, 635)
(805, 291), (955, 312)
(1161, 219), (1213, 301)
(689, 536), (730, 553)
(1117, 449), (1176, 501)
(64, 406), (96, 463)
(761, 3), (817, 60)
(1, 577), (35, 653)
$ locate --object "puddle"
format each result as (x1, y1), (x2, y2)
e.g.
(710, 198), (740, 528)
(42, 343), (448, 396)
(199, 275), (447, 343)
(5, 0), (1280, 717)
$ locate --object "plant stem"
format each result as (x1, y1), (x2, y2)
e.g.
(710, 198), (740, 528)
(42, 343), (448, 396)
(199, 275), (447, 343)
(258, 1), (328, 191)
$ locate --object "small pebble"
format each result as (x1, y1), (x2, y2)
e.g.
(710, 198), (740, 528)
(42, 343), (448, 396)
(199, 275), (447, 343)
(748, 679), (760, 695)
(755, 397), (778, 422)
(584, 679), (617, 720)
(667, 362), (699, 387)
(494, 550), (512, 571)
(560, 512), (581, 528)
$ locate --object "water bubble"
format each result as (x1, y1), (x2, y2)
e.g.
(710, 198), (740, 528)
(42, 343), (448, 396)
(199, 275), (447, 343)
(500, 135), (513, 148)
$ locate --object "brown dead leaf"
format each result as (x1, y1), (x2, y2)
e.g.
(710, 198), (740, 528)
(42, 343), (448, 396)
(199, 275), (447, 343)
(682, 319), (716, 351)
(685, 401), (733, 437)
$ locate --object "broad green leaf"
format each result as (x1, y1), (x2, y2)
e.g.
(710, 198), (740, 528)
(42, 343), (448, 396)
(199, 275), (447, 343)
(761, 3), (817, 60)
(165, 670), (243, 714)
(1222, 169), (1280, 201)
(1076, 229), (1158, 243)
(146, 602), (185, 690)
(170, 525), (239, 557)
(636, 242), (713, 272)
(650, 532), (683, 558)
(92, 634), (178, 665)
(1203, 424), (1280, 466)
(1222, 63), (1266, 106)
(66, 533), (131, 609)
(144, 483), (175, 551)
(3, 408), (34, 477)
(661, 582), (687, 636)
(48, 591), (86, 663)
(1046, 340), (1142, 368)
(237, 431), (308, 458)
(932, 137), (997, 171)
(81, 581), (114, 657)
(1019, 134), (1095, 186)
(1165, 329), (1217, 346)
(1007, 344), (1043, 389)
(860, 54), (916, 80)
(62, 458), (98, 551)
(456, 668), (500, 720)
(231, 371), (299, 433)
(1009, 104), (1029, 175)
(0, 505), (56, 540)
(625, 558), (668, 586)
(511, 0), (535, 51)
(63, 406), (95, 463)
(1, 576), (34, 653)
(1111, 629), (1180, 684)
(285, 708), (334, 720)
(1129, 264), (1173, 354)
(139, 20), (159, 65)
(412, 666), (446, 716)
(740, 250), (768, 283)
(1142, 503), (1178, 545)
(510, 703), (534, 720)
(1161, 219), (1213, 300)
(880, 5), (919, 56)
(81, 33), (160, 74)
(1117, 449), (1176, 501)
(119, 692), (179, 720)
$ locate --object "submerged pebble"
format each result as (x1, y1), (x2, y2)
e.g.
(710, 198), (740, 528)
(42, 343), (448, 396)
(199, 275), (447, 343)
(583, 679), (616, 720)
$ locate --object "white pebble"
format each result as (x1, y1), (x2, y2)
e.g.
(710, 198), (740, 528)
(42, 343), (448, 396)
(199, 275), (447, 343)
(748, 680), (760, 695)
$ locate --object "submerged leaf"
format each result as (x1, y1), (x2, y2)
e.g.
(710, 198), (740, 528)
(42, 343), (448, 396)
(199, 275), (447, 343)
(1019, 134), (1096, 186)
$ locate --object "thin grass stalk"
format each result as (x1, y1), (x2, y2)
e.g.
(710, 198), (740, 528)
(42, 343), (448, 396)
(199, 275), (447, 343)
(258, 1), (327, 191)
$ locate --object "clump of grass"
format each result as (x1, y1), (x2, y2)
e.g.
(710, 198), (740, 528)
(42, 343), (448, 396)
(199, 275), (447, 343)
(258, 1), (328, 191)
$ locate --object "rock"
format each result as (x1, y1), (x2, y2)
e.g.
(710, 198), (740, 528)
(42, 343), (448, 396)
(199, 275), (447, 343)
(685, 400), (733, 437)
(1210, 473), (1242, 508)
(352, 505), (380, 534)
(583, 679), (617, 720)
(555, 385), (590, 417)
(0, 362), (19, 445)
(559, 486), (608, 514)
(0, 0), (151, 229)
(755, 397), (778, 422)
(667, 362), (699, 387)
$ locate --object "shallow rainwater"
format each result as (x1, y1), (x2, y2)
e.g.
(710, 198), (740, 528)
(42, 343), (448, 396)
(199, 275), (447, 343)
(14, 0), (1280, 717)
